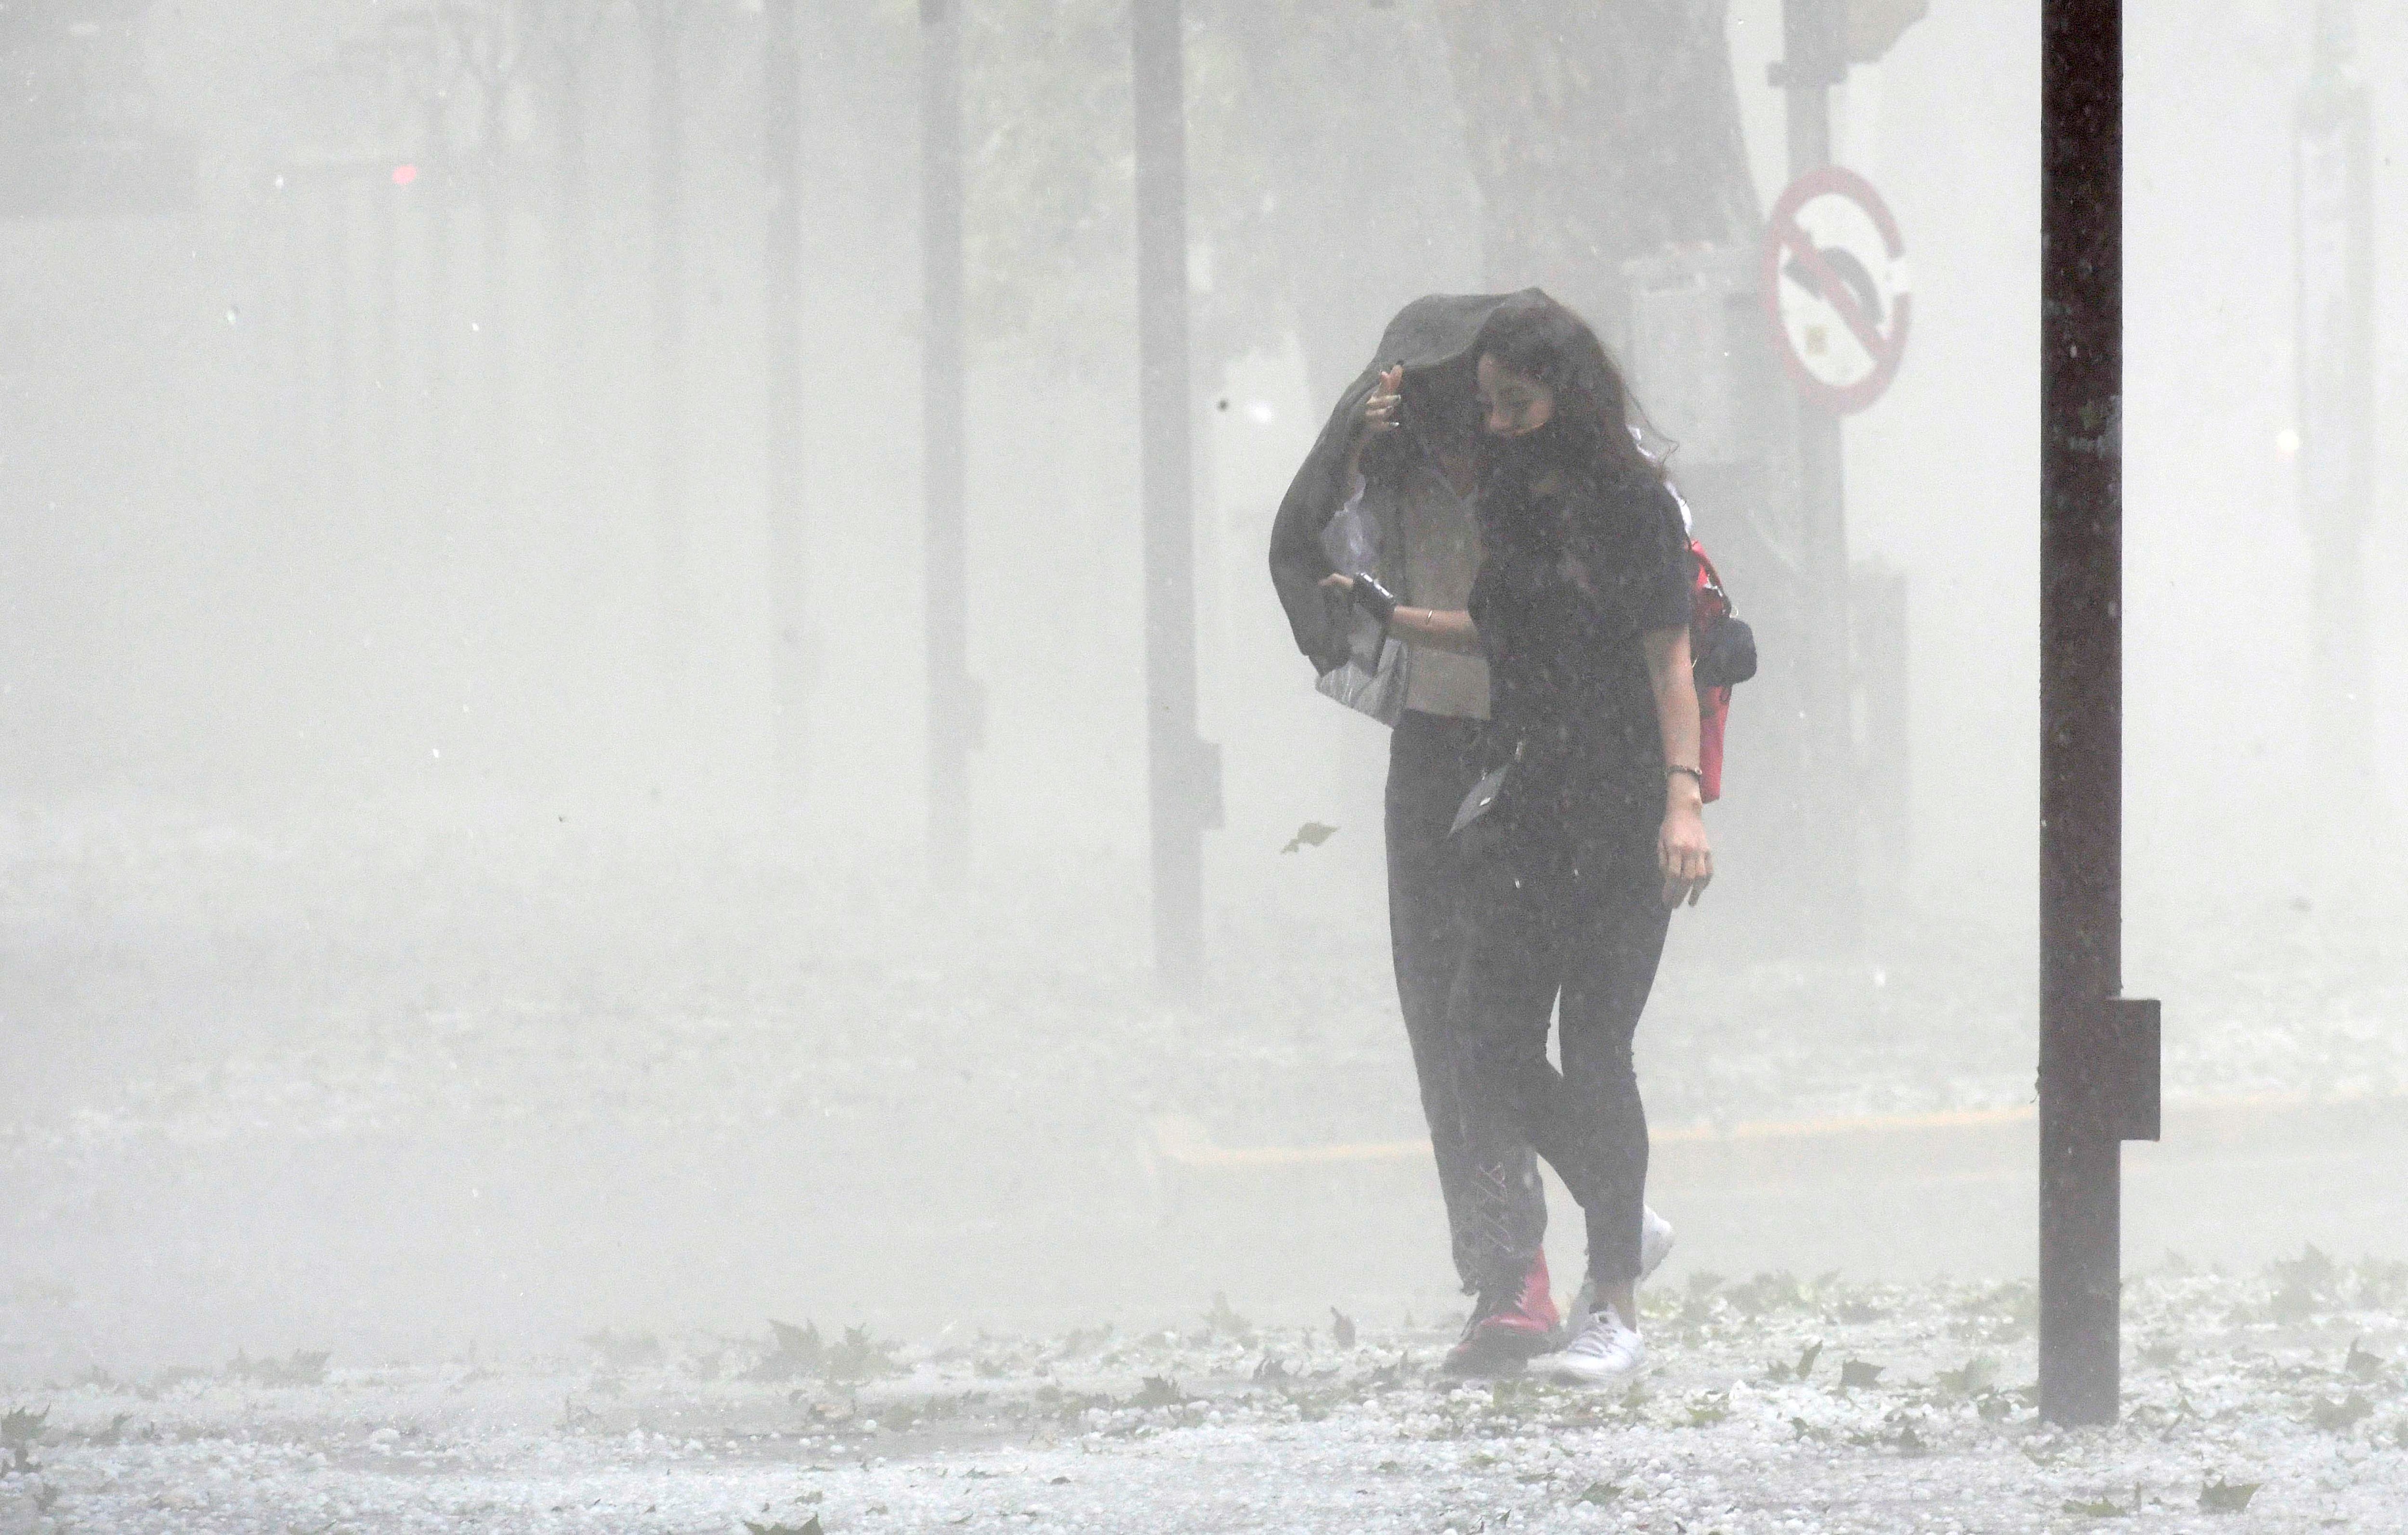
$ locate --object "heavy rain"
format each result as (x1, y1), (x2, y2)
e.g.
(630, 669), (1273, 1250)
(1, 1), (2404, 1531)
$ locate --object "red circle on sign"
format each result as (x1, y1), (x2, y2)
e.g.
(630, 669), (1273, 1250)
(1761, 165), (1911, 415)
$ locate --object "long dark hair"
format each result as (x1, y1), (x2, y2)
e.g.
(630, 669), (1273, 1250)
(1473, 294), (1663, 494)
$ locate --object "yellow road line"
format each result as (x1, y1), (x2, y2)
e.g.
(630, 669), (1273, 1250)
(1150, 1092), (2405, 1171)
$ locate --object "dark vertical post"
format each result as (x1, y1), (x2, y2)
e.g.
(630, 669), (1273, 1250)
(647, 0), (690, 674)
(921, 0), (973, 878)
(2296, 0), (2376, 817)
(765, 0), (810, 796)
(1850, 561), (1911, 888)
(551, 28), (592, 485)
(1779, 0), (1861, 949)
(480, 94), (511, 512)
(279, 171), (317, 507)
(421, 98), (453, 516)
(325, 174), (354, 505)
(2040, 0), (2129, 1428)
(370, 169), (398, 522)
(1132, 0), (1208, 993)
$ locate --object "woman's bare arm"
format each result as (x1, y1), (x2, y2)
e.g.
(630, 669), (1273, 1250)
(1317, 574), (1482, 654)
(1642, 624), (1713, 907)
(1386, 603), (1482, 654)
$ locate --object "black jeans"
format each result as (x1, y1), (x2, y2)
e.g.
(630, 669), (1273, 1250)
(1385, 710), (1534, 1294)
(1446, 813), (1671, 1296)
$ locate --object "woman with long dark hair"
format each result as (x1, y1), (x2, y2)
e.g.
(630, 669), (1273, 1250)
(1332, 292), (1710, 1384)
(1459, 294), (1708, 1384)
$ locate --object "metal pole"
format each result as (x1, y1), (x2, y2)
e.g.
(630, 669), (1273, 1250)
(325, 175), (354, 506)
(550, 21), (593, 493)
(2297, 0), (2376, 819)
(765, 0), (810, 797)
(1779, 0), (1861, 950)
(280, 173), (318, 507)
(647, 0), (690, 676)
(370, 169), (398, 524)
(421, 100), (453, 518)
(2040, 0), (2157, 1427)
(922, 0), (974, 878)
(1132, 0), (1211, 993)
(479, 118), (510, 513)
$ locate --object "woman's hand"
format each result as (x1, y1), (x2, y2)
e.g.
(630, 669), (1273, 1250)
(1362, 364), (1405, 436)
(1321, 571), (1398, 624)
(1659, 787), (1713, 908)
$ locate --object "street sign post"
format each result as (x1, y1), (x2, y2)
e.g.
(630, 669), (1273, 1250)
(1132, 0), (1215, 996)
(1761, 166), (1912, 415)
(923, 0), (978, 882)
(2295, 0), (2377, 822)
(1763, 4), (1905, 952)
(2040, 0), (2161, 1427)
(765, 0), (810, 799)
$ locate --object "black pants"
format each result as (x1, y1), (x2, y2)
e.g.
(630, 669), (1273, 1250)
(1446, 813), (1671, 1296)
(1385, 710), (1532, 1294)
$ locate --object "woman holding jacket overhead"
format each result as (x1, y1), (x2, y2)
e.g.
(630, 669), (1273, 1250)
(1327, 292), (1712, 1387)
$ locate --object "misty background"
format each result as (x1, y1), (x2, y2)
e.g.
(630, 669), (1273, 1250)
(3, 0), (2404, 1374)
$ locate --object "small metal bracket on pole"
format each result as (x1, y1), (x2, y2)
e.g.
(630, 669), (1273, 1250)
(2107, 997), (2162, 1144)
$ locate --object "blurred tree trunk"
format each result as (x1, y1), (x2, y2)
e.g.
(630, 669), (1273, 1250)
(639, 0), (691, 678)
(1434, 0), (1760, 333)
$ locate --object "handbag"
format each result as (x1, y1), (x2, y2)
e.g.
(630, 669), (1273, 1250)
(1315, 630), (1408, 724)
(1312, 481), (1410, 726)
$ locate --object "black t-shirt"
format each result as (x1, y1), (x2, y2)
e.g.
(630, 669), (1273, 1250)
(1468, 460), (1693, 846)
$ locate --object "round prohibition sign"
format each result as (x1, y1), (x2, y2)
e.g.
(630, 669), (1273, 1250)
(1761, 165), (1912, 414)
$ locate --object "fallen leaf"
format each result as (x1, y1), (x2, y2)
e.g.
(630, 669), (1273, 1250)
(1280, 821), (1339, 854)
(1935, 1355), (1998, 1395)
(1839, 1359), (1884, 1389)
(1132, 1376), (1186, 1407)
(2199, 1480), (2262, 1513)
(1330, 1308), (1357, 1349)
(2345, 1338), (2384, 1380)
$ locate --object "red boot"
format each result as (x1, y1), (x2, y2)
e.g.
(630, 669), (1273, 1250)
(1442, 1251), (1561, 1375)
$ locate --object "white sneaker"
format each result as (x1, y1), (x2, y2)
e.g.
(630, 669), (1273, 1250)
(1563, 1207), (1677, 1334)
(1533, 1306), (1646, 1387)
(1640, 1206), (1676, 1281)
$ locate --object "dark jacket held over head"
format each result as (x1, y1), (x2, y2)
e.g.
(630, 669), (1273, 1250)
(1267, 290), (1544, 675)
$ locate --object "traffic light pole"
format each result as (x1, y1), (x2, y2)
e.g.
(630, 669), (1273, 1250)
(1775, 0), (1862, 951)
(2039, 0), (2159, 1427)
(921, 0), (976, 881)
(2295, 0), (2377, 824)
(765, 0), (810, 798)
(643, 0), (691, 677)
(1131, 0), (1214, 994)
